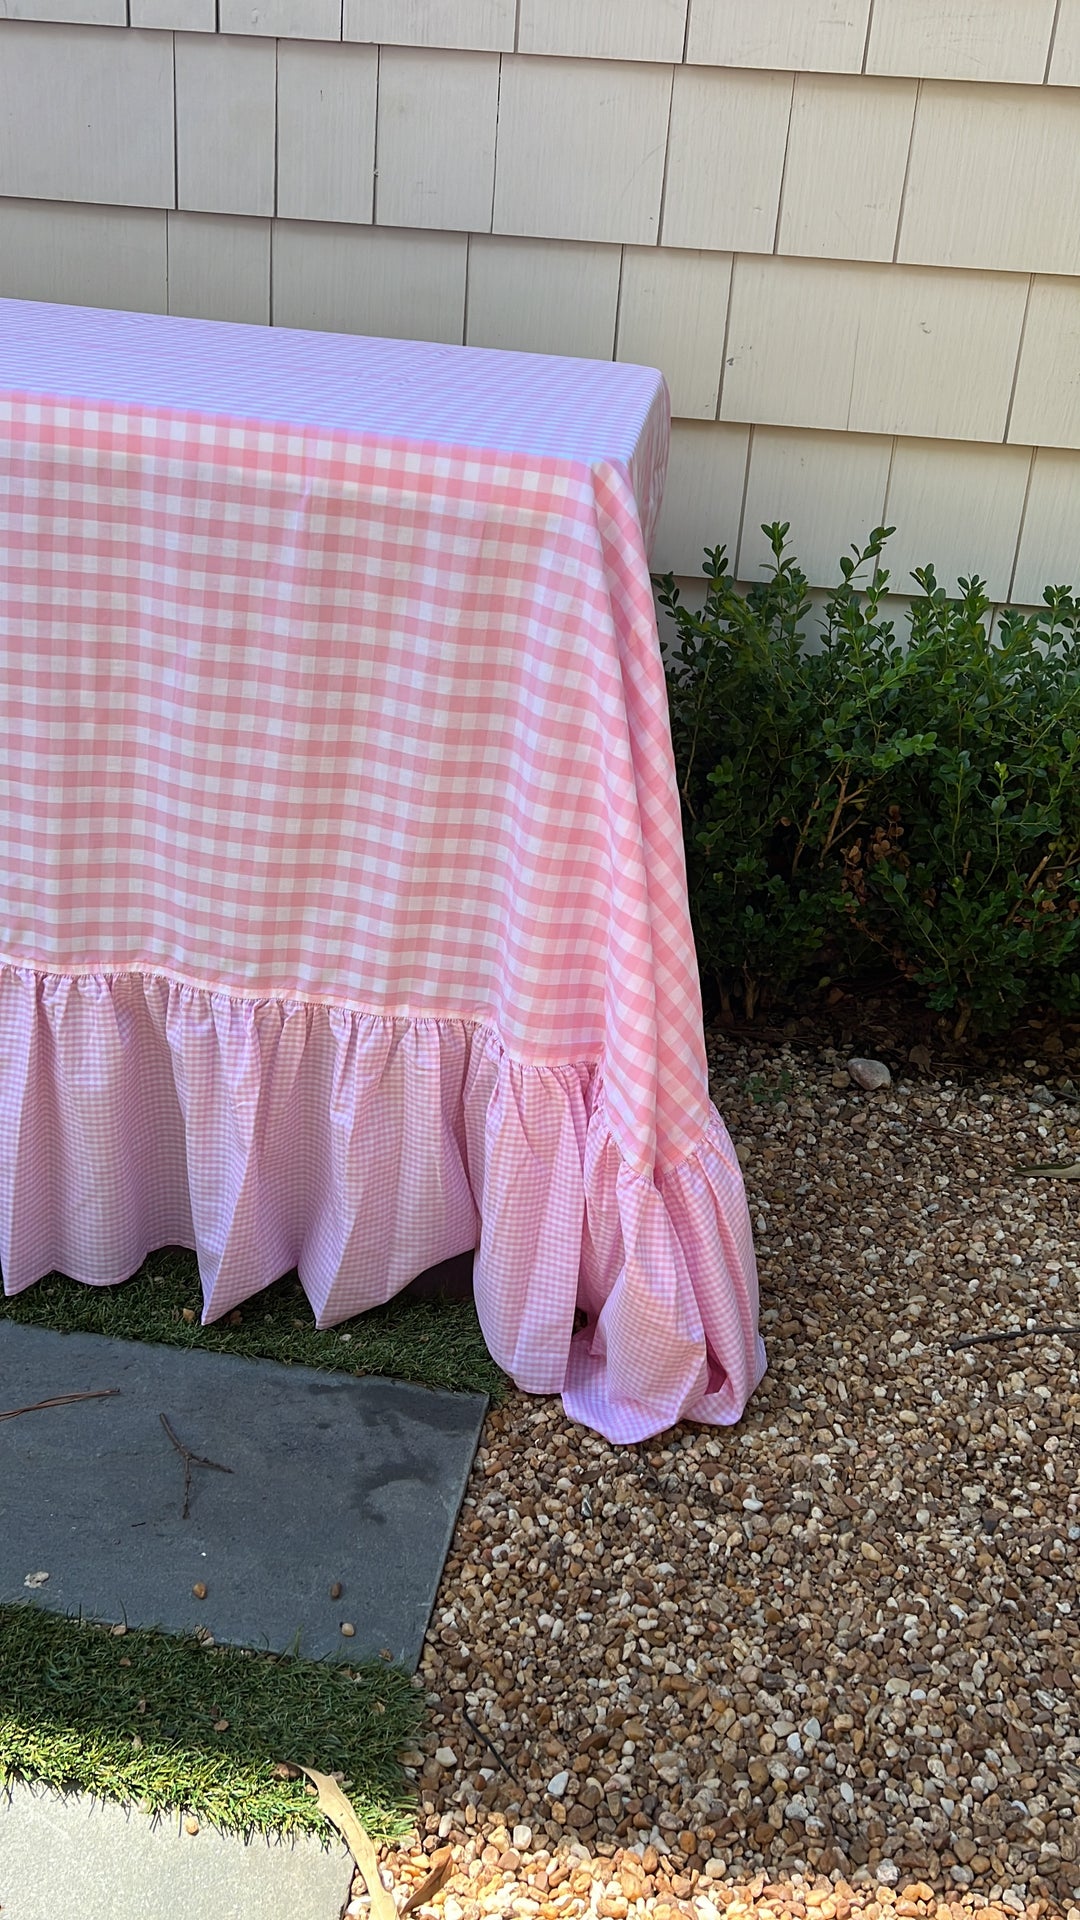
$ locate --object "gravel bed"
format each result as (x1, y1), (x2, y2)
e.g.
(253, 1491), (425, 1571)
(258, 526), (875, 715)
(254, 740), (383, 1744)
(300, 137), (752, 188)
(362, 1037), (1080, 1920)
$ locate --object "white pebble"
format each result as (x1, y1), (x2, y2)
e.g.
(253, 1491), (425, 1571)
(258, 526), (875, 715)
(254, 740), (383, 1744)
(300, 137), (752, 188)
(547, 1769), (570, 1797)
(848, 1056), (892, 1090)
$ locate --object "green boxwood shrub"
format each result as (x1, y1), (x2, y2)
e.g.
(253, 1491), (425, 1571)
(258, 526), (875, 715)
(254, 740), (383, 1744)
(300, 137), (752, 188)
(657, 525), (1080, 1039)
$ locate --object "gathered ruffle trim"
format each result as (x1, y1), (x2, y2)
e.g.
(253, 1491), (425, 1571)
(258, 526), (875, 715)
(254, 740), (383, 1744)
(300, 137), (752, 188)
(0, 964), (765, 1442)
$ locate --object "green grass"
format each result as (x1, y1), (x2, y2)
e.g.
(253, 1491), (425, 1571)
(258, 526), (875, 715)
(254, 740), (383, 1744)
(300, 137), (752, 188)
(0, 1246), (508, 1402)
(0, 1604), (424, 1840)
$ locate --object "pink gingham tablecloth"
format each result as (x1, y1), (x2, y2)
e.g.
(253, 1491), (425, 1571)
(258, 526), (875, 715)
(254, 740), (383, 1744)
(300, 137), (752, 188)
(0, 297), (765, 1442)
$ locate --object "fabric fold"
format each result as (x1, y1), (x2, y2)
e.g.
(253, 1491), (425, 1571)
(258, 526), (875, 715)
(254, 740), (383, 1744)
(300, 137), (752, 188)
(567, 1110), (767, 1441)
(0, 964), (763, 1441)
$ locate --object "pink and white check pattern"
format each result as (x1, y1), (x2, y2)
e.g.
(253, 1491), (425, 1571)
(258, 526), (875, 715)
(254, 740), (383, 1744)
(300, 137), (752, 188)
(0, 298), (765, 1442)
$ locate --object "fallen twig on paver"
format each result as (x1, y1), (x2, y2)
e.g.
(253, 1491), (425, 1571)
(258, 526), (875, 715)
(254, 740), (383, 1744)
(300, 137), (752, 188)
(159, 1412), (232, 1520)
(947, 1325), (1080, 1349)
(0, 1388), (119, 1421)
(292, 1765), (397, 1920)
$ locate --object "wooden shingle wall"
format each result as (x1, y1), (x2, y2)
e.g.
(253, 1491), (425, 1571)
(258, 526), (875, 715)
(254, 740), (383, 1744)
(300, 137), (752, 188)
(2, 1), (1080, 606)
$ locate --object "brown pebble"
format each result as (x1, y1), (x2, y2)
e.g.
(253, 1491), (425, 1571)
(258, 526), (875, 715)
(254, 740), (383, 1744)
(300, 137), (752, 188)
(191, 1582), (207, 1600)
(340, 1622), (355, 1637)
(330, 1582), (343, 1600)
(184, 1818), (199, 1836)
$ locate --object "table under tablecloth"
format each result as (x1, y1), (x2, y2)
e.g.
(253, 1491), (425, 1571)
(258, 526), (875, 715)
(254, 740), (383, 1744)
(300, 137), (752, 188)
(0, 296), (765, 1442)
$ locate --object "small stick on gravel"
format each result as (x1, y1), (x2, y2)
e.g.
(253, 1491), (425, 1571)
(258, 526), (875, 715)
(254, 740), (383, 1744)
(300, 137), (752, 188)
(947, 1325), (1080, 1349)
(1011, 1159), (1080, 1176)
(461, 1705), (521, 1788)
(0, 1388), (119, 1422)
(159, 1412), (233, 1520)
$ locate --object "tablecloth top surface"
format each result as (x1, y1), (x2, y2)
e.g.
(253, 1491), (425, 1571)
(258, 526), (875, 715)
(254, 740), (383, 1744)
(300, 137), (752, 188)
(0, 296), (664, 469)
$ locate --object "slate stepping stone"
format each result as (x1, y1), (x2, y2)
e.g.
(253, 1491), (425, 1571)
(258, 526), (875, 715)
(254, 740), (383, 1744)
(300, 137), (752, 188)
(0, 1780), (354, 1920)
(0, 1320), (487, 1666)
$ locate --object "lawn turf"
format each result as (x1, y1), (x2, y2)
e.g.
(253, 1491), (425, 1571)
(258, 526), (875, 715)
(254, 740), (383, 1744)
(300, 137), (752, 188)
(0, 1604), (424, 1840)
(0, 1247), (507, 1401)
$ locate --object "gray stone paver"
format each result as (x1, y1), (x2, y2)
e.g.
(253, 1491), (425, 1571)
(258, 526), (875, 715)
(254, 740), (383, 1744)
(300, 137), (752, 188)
(0, 1320), (486, 1666)
(0, 1781), (354, 1920)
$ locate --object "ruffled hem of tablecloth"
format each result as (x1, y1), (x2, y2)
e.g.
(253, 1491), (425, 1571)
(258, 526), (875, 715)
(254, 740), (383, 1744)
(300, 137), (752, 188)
(0, 965), (765, 1442)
